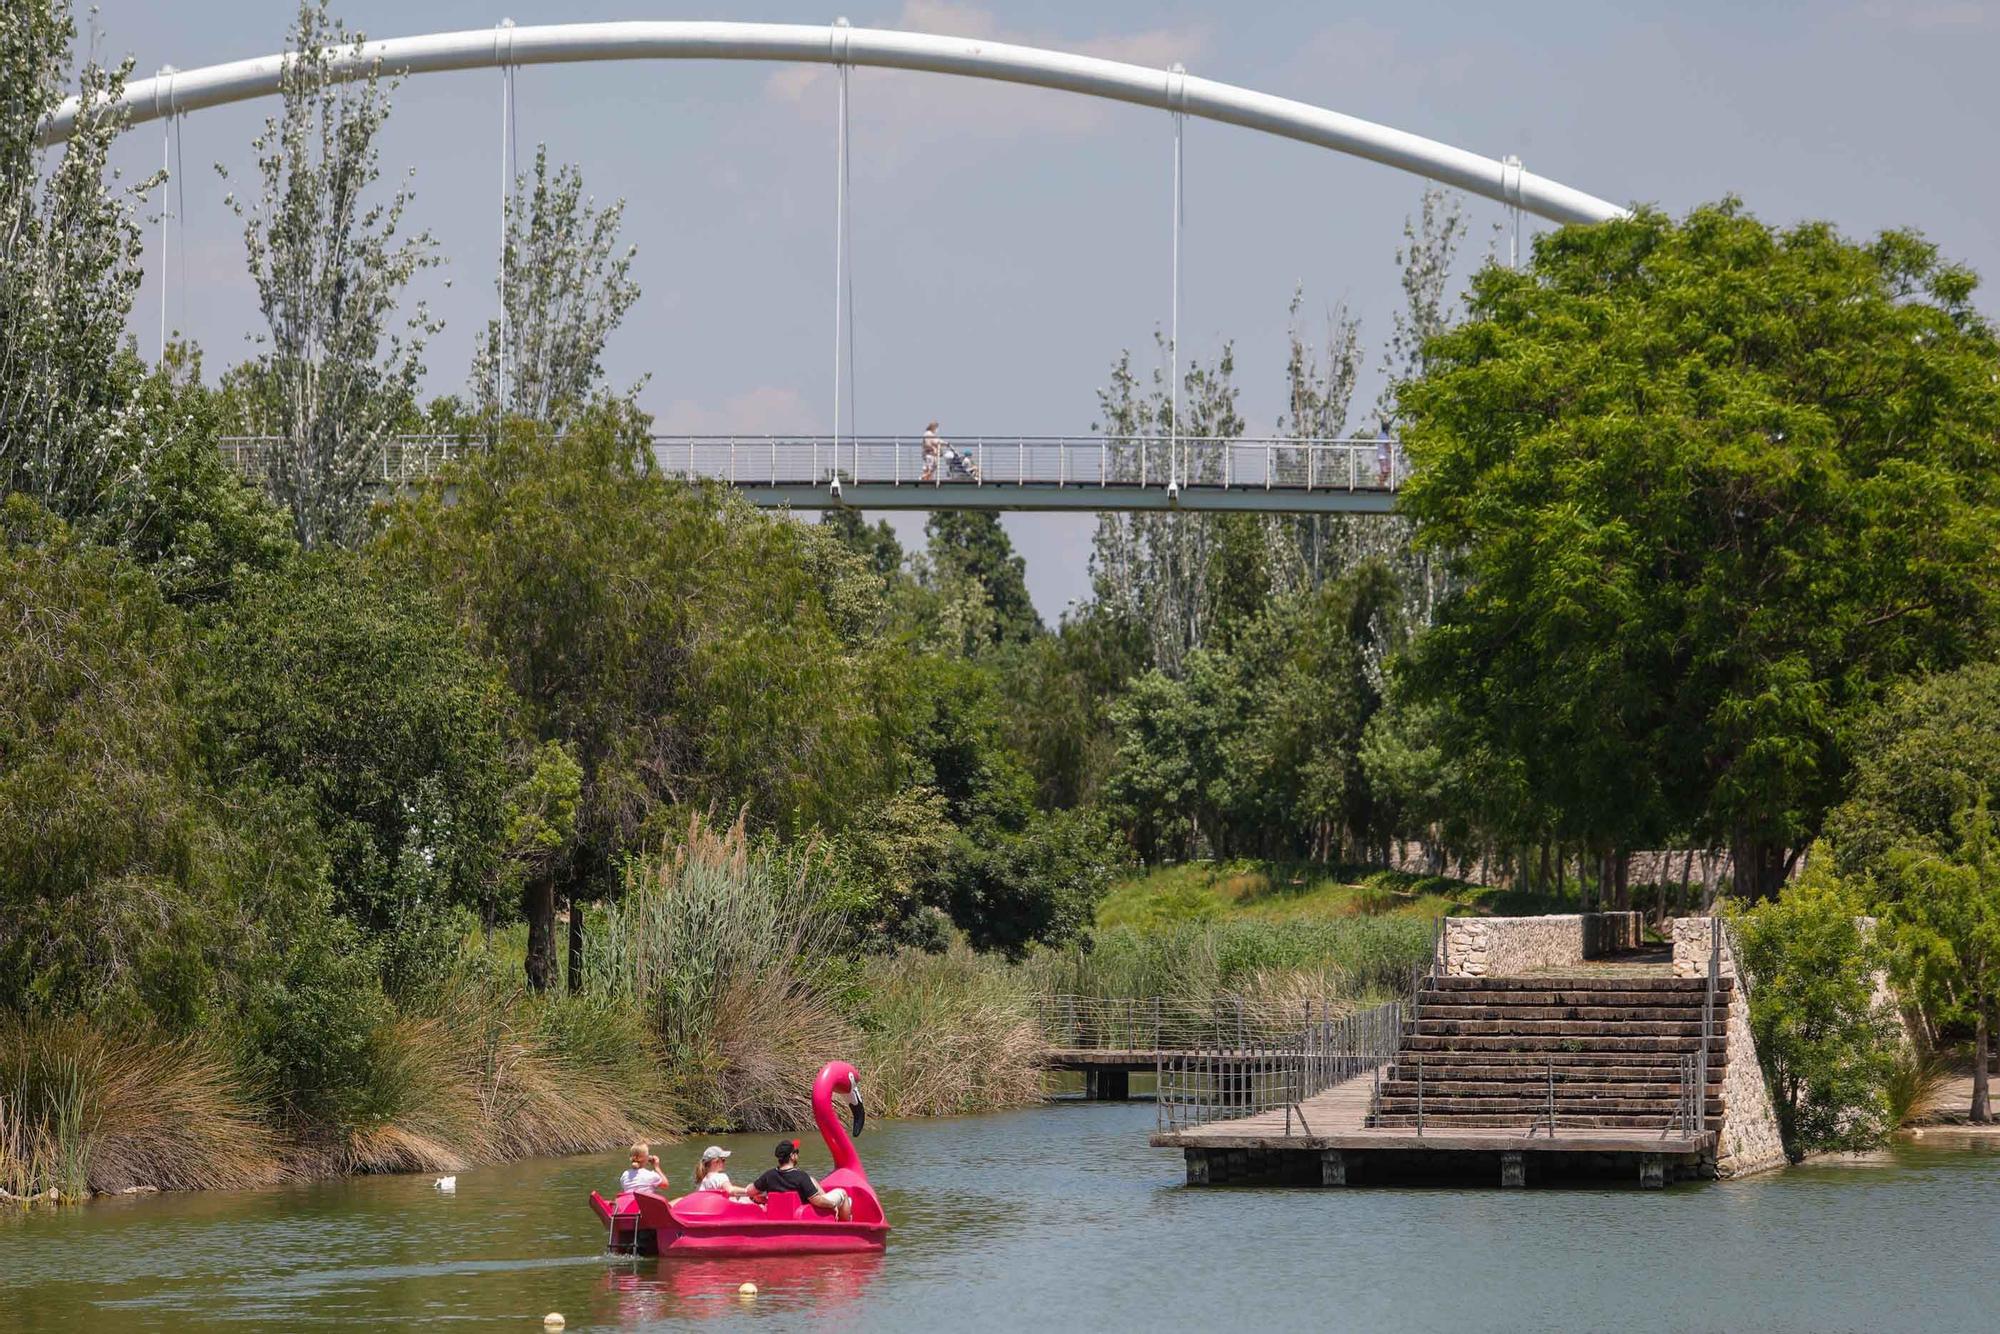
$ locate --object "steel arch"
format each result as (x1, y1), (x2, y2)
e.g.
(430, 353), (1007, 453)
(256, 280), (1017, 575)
(43, 20), (1626, 225)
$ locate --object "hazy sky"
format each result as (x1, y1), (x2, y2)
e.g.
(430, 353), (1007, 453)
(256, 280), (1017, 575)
(89, 0), (2000, 619)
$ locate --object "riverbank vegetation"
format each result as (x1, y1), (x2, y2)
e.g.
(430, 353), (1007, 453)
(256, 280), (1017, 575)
(6, 0), (2000, 1199)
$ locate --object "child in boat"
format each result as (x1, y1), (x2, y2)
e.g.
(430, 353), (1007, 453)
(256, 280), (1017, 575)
(695, 1146), (753, 1201)
(619, 1142), (667, 1193)
(750, 1139), (853, 1221)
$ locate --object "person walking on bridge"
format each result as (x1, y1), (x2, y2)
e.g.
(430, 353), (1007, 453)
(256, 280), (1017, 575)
(921, 421), (945, 483)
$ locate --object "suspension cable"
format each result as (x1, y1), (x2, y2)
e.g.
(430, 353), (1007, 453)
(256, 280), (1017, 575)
(1168, 63), (1185, 488)
(832, 18), (851, 471)
(843, 67), (857, 462)
(496, 20), (516, 413)
(156, 66), (175, 362)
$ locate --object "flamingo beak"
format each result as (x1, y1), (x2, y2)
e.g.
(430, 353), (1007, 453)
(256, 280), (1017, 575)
(849, 1082), (865, 1137)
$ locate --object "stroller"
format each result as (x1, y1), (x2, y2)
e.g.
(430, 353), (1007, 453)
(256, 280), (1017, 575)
(940, 444), (980, 481)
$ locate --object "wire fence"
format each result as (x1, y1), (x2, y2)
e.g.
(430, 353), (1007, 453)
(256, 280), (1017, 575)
(1155, 999), (1403, 1134)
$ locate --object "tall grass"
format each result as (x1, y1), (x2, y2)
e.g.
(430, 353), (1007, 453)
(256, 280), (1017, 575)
(334, 975), (674, 1176)
(587, 814), (857, 1131)
(859, 947), (1044, 1117)
(1884, 1048), (1954, 1129)
(0, 1018), (279, 1198)
(1023, 917), (1431, 1003)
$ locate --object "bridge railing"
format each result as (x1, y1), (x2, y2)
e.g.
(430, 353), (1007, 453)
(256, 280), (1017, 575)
(215, 434), (1408, 492)
(656, 435), (1405, 492)
(1155, 998), (1403, 1133)
(1038, 993), (1365, 1053)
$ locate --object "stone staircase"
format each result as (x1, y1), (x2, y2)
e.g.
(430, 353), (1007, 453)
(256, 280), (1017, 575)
(1368, 975), (1729, 1131)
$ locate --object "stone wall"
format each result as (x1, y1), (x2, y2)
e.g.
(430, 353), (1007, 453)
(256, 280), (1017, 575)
(1671, 918), (1787, 1177)
(1440, 912), (1643, 977)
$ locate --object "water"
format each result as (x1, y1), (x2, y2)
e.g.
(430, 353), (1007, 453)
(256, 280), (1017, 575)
(3, 1102), (1996, 1333)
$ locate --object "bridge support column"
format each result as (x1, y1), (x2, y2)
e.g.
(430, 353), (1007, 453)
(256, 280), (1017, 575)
(1085, 1069), (1130, 1101)
(1500, 1151), (1526, 1189)
(1639, 1153), (1665, 1190)
(1320, 1150), (1348, 1187)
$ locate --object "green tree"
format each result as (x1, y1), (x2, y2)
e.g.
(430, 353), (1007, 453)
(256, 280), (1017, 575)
(0, 0), (150, 521)
(1398, 202), (2000, 898)
(923, 511), (1041, 649)
(1879, 800), (2000, 1122)
(471, 144), (641, 423)
(1733, 867), (1900, 1159)
(225, 0), (439, 549)
(197, 552), (513, 996)
(819, 508), (904, 582)
(378, 411), (880, 989)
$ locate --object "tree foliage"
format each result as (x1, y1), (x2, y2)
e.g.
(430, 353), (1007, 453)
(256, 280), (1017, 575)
(0, 0), (150, 521)
(1397, 202), (2000, 896)
(471, 143), (641, 424)
(225, 0), (438, 549)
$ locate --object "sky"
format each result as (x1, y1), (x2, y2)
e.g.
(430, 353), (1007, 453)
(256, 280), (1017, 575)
(87, 0), (2000, 620)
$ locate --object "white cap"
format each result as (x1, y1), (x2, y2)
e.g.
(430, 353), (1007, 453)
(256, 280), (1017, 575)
(701, 1146), (731, 1161)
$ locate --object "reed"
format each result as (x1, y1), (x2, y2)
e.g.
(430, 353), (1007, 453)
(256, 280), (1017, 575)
(859, 946), (1045, 1118)
(1884, 1047), (1954, 1129)
(586, 813), (856, 1132)
(0, 1017), (280, 1198)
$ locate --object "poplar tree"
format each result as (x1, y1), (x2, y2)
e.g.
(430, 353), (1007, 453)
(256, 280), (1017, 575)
(0, 0), (150, 519)
(471, 144), (641, 424)
(225, 0), (438, 549)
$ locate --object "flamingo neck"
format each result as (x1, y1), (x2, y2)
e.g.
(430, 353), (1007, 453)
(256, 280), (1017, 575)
(812, 1070), (864, 1177)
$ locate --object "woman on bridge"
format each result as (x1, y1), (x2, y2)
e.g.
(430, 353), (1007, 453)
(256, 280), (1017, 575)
(921, 421), (944, 482)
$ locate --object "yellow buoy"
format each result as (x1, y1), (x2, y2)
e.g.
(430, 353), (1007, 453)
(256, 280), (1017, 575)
(543, 1314), (566, 1329)
(738, 1282), (759, 1297)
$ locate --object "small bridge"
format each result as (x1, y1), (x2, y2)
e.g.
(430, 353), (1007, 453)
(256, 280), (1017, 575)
(1037, 994), (1372, 1100)
(219, 434), (1405, 513)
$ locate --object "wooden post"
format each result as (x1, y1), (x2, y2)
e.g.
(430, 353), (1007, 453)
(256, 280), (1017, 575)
(1500, 1151), (1526, 1189)
(1184, 1149), (1209, 1186)
(1321, 1150), (1348, 1187)
(1639, 1153), (1665, 1189)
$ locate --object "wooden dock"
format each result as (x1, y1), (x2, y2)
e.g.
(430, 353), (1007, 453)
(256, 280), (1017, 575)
(1151, 1075), (1713, 1187)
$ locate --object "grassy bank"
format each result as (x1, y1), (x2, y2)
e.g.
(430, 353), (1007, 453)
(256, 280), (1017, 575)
(1095, 861), (1570, 929)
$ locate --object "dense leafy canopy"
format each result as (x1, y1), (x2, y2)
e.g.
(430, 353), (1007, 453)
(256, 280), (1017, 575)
(1397, 203), (2000, 894)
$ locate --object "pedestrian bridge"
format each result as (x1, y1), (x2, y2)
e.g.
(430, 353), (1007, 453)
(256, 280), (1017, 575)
(218, 434), (1405, 513)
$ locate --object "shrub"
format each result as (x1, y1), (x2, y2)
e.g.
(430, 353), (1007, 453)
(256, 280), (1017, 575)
(1733, 867), (1900, 1160)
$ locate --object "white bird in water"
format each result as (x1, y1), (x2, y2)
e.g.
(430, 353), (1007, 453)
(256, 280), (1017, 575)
(434, 1176), (457, 1192)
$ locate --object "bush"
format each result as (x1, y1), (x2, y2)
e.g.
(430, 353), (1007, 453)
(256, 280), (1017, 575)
(1733, 867), (1900, 1160)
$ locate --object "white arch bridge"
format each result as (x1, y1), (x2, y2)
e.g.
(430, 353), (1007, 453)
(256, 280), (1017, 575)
(63, 20), (1627, 515)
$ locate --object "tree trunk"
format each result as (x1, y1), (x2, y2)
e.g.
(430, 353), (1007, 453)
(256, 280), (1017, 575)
(1731, 835), (1790, 901)
(568, 888), (585, 995)
(1974, 1006), (1992, 1124)
(1613, 850), (1631, 912)
(524, 872), (557, 992)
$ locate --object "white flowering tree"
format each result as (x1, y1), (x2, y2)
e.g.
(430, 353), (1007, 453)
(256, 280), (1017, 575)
(0, 0), (150, 519)
(225, 0), (438, 549)
(471, 144), (641, 425)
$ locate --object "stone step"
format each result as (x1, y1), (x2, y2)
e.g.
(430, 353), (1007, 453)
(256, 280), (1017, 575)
(1375, 1094), (1723, 1115)
(1401, 1033), (1726, 1055)
(1420, 989), (1730, 1009)
(1430, 976), (1731, 993)
(1387, 1049), (1726, 1070)
(1419, 1004), (1716, 1023)
(1386, 1068), (1724, 1090)
(1416, 1024), (1712, 1040)
(1380, 1078), (1721, 1099)
(1367, 1112), (1715, 1130)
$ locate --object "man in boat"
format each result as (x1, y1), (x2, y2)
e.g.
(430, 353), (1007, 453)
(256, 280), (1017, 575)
(749, 1139), (853, 1222)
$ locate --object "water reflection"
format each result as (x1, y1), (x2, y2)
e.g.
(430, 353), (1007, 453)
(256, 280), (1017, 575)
(595, 1252), (883, 1323)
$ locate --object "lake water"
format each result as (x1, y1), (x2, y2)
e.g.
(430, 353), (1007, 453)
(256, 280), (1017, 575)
(3, 1101), (1995, 1332)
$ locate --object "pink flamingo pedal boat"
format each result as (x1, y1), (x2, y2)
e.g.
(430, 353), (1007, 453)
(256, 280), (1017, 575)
(590, 1061), (889, 1256)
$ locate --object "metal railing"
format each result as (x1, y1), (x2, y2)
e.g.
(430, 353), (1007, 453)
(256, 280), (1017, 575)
(1038, 994), (1344, 1052)
(1156, 999), (1403, 1135)
(215, 433), (1409, 493)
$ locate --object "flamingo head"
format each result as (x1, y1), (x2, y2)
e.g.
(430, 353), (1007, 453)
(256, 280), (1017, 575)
(822, 1060), (865, 1137)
